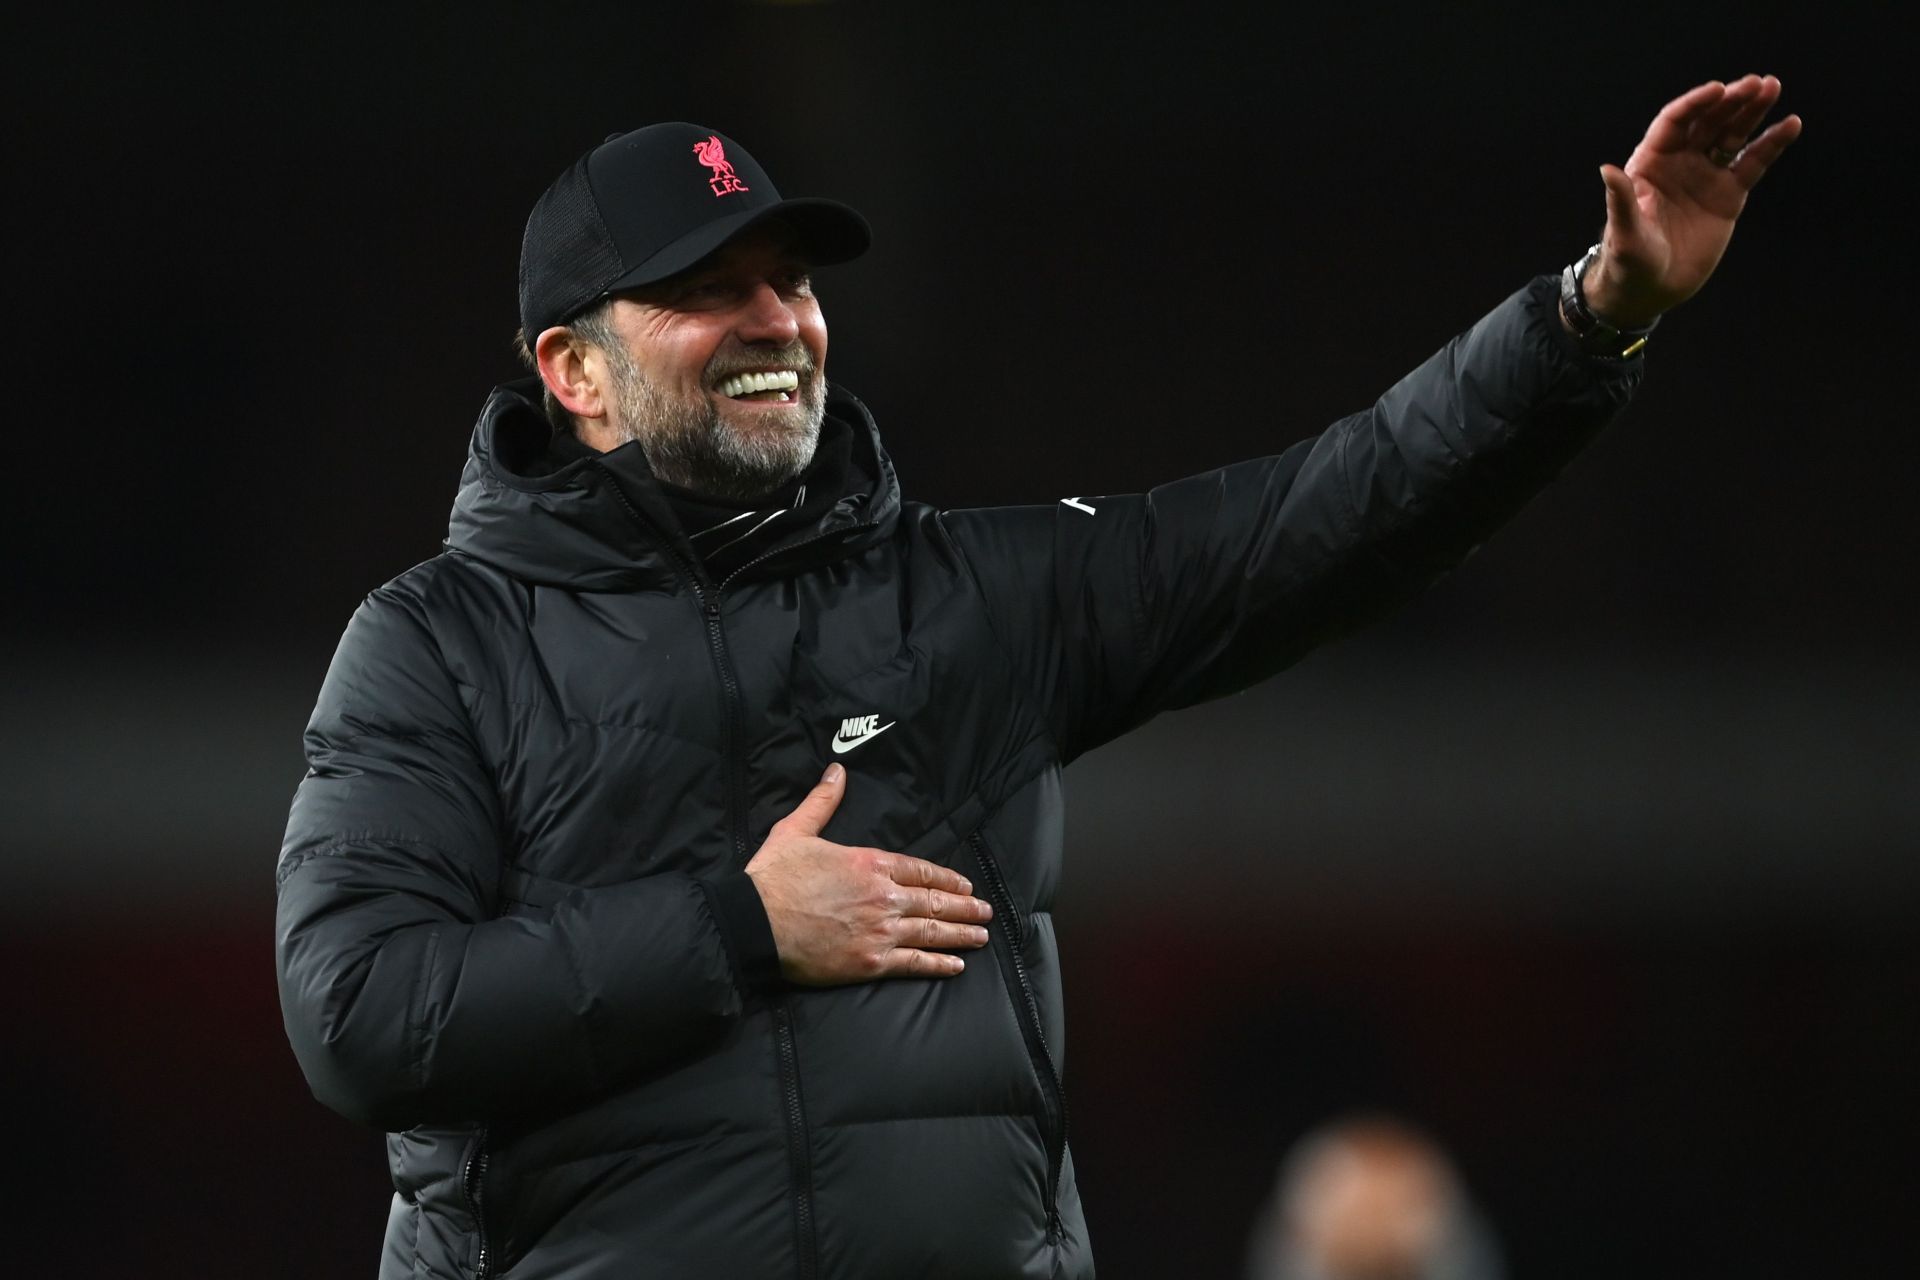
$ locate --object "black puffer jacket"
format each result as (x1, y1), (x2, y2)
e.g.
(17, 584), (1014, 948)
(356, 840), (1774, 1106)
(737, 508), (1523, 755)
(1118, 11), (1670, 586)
(276, 276), (1639, 1279)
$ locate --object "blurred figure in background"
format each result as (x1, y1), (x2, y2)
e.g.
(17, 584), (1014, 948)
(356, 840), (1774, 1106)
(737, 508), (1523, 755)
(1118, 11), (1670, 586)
(1247, 1114), (1505, 1280)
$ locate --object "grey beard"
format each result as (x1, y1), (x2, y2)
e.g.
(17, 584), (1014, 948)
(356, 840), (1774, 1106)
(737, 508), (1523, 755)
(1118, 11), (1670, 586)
(607, 351), (825, 502)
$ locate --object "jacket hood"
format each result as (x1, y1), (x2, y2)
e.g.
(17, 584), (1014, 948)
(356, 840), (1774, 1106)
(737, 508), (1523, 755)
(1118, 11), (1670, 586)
(445, 376), (902, 592)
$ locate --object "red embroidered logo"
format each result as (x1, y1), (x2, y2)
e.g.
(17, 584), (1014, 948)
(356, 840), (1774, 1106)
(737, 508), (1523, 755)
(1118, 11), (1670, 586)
(692, 135), (749, 198)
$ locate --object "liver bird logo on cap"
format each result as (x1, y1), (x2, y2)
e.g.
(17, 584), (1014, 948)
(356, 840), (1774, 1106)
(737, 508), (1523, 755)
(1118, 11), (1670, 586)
(692, 135), (749, 198)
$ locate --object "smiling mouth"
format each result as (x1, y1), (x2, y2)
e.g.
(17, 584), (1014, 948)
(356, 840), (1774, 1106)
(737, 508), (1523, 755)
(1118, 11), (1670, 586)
(715, 369), (801, 403)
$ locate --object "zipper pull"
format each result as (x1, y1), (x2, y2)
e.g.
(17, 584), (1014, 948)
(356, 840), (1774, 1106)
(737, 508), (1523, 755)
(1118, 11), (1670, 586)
(703, 600), (721, 620)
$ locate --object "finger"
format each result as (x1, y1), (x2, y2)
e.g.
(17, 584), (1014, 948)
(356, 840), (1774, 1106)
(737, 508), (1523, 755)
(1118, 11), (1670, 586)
(882, 947), (966, 978)
(1690, 73), (1768, 148)
(903, 885), (994, 924)
(880, 852), (973, 897)
(896, 915), (992, 950)
(1599, 164), (1640, 239)
(1729, 113), (1803, 189)
(769, 763), (846, 838)
(1641, 80), (1727, 154)
(1708, 74), (1779, 149)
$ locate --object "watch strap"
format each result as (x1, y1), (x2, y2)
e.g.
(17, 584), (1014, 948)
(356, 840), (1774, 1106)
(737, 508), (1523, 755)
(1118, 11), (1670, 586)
(1560, 243), (1658, 359)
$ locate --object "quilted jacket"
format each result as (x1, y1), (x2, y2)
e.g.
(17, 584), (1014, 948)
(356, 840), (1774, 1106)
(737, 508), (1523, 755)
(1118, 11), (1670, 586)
(276, 275), (1640, 1279)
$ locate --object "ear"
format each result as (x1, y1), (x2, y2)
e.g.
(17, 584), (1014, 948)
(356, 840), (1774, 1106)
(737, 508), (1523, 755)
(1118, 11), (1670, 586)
(533, 325), (609, 420)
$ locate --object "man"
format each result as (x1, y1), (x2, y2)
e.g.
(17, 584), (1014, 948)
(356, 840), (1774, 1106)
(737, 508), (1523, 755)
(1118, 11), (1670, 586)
(277, 79), (1799, 1279)
(1245, 1114), (1505, 1280)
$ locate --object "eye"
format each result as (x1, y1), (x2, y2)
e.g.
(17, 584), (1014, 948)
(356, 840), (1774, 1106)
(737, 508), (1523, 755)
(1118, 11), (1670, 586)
(666, 276), (733, 307)
(776, 266), (815, 297)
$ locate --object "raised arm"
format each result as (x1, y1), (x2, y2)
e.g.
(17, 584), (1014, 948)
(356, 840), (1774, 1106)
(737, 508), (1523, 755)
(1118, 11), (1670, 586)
(943, 74), (1799, 761)
(944, 273), (1640, 759)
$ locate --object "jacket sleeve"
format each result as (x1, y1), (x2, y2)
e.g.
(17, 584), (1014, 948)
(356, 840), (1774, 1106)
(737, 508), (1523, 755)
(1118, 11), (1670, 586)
(940, 275), (1643, 762)
(275, 585), (776, 1133)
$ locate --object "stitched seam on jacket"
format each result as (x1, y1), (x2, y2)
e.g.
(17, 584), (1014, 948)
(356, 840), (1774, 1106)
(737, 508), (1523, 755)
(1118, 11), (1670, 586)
(1429, 337), (1472, 471)
(406, 1196), (424, 1278)
(454, 680), (722, 757)
(812, 1110), (1045, 1131)
(371, 561), (668, 812)
(551, 908), (605, 1086)
(411, 927), (442, 1097)
(276, 832), (466, 887)
(1338, 289), (1583, 558)
(785, 646), (933, 719)
(1333, 415), (1365, 547)
(1340, 365), (1478, 559)
(499, 1126), (787, 1175)
(507, 1109), (1039, 1176)
(365, 581), (496, 771)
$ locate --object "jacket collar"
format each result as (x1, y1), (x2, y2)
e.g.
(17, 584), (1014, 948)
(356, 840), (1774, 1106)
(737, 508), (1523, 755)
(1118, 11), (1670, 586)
(444, 376), (901, 593)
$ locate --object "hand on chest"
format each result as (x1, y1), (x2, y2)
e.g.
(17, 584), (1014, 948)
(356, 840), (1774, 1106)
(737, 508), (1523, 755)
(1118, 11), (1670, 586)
(476, 563), (1037, 883)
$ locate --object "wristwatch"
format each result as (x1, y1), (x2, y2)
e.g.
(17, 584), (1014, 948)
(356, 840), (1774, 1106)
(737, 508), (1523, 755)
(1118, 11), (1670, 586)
(1559, 243), (1657, 359)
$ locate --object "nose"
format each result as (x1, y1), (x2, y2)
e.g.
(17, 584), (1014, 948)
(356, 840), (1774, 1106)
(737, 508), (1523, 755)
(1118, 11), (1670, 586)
(734, 280), (800, 345)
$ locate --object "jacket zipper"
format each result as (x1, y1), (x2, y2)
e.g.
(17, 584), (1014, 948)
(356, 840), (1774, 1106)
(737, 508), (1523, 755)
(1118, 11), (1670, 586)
(600, 465), (821, 1279)
(718, 519), (878, 1280)
(461, 1130), (492, 1279)
(700, 595), (752, 851)
(461, 833), (535, 1278)
(969, 833), (1068, 1242)
(716, 519), (876, 595)
(703, 593), (819, 1280)
(717, 523), (881, 1279)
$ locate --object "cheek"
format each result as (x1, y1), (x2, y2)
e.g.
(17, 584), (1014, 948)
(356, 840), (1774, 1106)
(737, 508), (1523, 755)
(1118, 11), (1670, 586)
(803, 309), (828, 365)
(653, 339), (724, 390)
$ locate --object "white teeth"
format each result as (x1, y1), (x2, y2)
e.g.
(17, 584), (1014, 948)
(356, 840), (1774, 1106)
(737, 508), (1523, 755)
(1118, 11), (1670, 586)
(718, 369), (801, 398)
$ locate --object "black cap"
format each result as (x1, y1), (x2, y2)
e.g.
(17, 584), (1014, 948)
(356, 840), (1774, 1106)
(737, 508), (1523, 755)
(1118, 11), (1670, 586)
(518, 122), (870, 342)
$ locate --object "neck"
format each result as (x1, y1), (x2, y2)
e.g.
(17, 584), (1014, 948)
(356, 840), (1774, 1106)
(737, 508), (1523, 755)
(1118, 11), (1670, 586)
(571, 418), (627, 455)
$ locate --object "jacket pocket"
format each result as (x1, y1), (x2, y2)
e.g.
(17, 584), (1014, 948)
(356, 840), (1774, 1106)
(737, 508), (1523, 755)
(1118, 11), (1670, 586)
(967, 831), (1068, 1242)
(460, 1126), (494, 1279)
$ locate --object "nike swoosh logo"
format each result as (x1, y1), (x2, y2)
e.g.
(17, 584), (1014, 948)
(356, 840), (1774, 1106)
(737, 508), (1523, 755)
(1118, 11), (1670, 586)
(830, 721), (896, 754)
(1062, 497), (1096, 515)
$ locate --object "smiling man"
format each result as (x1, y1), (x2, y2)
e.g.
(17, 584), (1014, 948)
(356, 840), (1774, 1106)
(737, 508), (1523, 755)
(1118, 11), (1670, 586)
(536, 225), (830, 497)
(278, 94), (1799, 1280)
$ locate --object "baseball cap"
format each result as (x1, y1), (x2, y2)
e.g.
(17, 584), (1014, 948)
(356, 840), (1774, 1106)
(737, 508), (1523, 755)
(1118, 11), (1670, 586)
(518, 122), (871, 342)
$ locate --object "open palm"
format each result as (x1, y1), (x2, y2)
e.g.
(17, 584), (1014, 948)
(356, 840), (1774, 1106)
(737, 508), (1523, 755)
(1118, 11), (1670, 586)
(1588, 74), (1802, 326)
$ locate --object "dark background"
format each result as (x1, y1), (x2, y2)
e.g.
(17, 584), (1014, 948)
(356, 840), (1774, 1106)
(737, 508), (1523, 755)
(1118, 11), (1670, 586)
(4, 2), (1912, 1276)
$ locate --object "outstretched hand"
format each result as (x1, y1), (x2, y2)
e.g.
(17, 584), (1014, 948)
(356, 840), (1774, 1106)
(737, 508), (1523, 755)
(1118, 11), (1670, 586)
(746, 764), (993, 985)
(1585, 74), (1803, 327)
